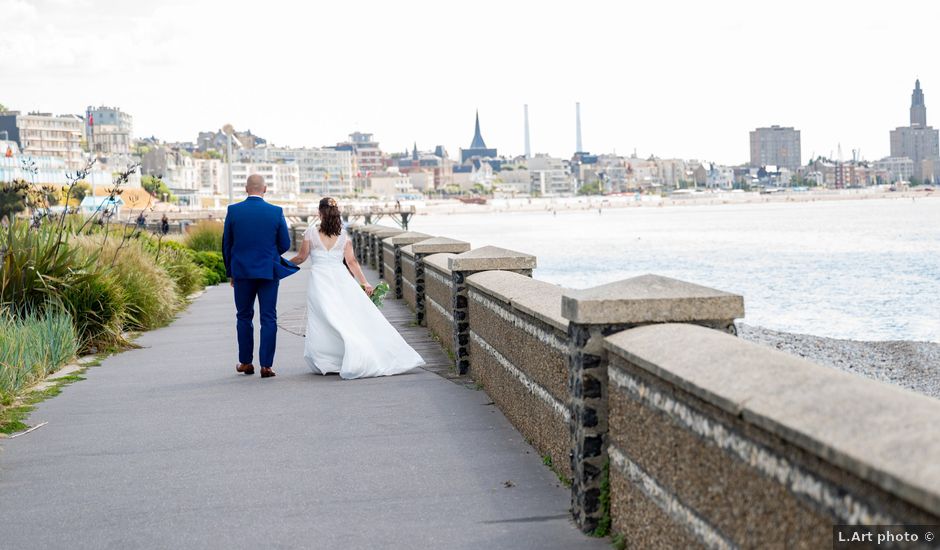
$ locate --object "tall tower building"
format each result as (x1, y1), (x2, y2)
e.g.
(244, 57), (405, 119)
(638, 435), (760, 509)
(749, 125), (801, 171)
(890, 79), (939, 181)
(911, 79), (927, 128)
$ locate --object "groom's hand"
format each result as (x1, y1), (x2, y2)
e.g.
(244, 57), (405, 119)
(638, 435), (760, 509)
(229, 278), (234, 287)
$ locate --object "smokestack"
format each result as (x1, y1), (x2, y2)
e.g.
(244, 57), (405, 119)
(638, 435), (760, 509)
(575, 102), (583, 153)
(524, 104), (531, 159)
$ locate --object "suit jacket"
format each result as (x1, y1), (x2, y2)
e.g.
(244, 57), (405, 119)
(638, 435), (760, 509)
(222, 196), (292, 280)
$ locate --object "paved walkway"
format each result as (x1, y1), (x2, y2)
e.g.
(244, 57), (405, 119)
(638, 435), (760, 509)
(0, 265), (607, 550)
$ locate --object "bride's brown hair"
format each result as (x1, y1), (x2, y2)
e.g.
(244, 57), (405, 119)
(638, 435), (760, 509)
(319, 197), (342, 237)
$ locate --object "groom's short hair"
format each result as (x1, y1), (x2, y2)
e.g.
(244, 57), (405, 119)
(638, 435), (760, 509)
(245, 174), (265, 194)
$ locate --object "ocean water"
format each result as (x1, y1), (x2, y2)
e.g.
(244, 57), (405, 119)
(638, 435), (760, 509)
(408, 197), (940, 343)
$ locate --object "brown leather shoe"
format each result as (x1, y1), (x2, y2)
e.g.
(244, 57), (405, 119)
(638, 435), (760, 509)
(236, 363), (255, 375)
(260, 367), (276, 378)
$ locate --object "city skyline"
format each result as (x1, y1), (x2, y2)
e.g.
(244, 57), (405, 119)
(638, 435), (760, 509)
(2, 0), (939, 164)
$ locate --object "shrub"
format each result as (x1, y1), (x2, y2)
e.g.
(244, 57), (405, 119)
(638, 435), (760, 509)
(75, 237), (177, 331)
(184, 220), (223, 252)
(192, 251), (226, 286)
(0, 308), (78, 405)
(0, 221), (95, 311)
(60, 269), (127, 351)
(160, 247), (205, 297)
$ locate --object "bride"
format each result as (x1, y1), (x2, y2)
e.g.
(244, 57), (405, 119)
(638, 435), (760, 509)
(289, 197), (425, 379)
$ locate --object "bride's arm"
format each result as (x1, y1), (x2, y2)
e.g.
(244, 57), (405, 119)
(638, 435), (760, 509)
(289, 239), (310, 265)
(343, 241), (374, 295)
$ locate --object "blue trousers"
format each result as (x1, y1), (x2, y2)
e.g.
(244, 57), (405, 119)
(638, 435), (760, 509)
(233, 278), (279, 368)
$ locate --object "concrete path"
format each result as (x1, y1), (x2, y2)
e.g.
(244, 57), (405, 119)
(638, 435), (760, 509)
(0, 265), (607, 550)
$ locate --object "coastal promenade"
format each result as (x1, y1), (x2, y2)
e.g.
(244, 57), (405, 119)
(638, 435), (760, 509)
(0, 265), (606, 549)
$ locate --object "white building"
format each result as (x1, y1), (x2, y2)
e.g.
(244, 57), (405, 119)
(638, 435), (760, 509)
(0, 111), (84, 168)
(240, 146), (354, 196)
(527, 155), (575, 195)
(494, 167), (531, 195)
(230, 162), (300, 198)
(85, 106), (133, 158)
(194, 158), (225, 196)
(367, 170), (414, 199)
(705, 164), (736, 189)
(873, 157), (915, 183)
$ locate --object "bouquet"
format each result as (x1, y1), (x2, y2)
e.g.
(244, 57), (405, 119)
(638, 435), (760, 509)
(364, 281), (390, 308)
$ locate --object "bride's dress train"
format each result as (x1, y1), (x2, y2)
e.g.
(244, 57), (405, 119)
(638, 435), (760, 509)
(302, 227), (425, 379)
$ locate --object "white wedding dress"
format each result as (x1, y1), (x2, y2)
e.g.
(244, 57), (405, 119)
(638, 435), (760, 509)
(302, 227), (425, 379)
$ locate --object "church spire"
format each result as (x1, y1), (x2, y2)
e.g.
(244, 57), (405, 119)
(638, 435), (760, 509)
(470, 110), (487, 149)
(412, 142), (418, 161)
(911, 79), (927, 127)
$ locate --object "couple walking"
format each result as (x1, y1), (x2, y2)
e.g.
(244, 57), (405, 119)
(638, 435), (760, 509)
(221, 174), (425, 379)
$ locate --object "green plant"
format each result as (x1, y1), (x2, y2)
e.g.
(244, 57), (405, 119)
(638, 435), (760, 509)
(60, 269), (127, 351)
(141, 175), (175, 202)
(0, 179), (30, 223)
(75, 237), (177, 331)
(611, 533), (625, 550)
(593, 459), (612, 537)
(160, 247), (205, 296)
(367, 281), (390, 307)
(184, 220), (224, 252)
(192, 251), (226, 286)
(0, 308), (78, 408)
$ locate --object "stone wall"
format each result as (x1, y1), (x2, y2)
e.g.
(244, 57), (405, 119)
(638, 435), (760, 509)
(466, 271), (571, 477)
(604, 323), (940, 547)
(382, 242), (396, 294)
(345, 223), (940, 547)
(401, 245), (417, 312)
(424, 253), (456, 356)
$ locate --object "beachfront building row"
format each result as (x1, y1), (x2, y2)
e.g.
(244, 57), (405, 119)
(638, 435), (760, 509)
(0, 111), (85, 169)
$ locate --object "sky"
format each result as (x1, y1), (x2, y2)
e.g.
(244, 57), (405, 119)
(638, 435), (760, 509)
(2, 0), (939, 165)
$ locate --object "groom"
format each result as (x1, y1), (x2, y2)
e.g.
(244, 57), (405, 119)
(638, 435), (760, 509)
(222, 174), (293, 379)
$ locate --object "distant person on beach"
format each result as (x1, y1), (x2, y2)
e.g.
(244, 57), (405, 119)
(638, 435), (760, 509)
(160, 214), (170, 235)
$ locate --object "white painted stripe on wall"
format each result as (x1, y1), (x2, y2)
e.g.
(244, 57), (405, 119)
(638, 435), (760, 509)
(426, 269), (451, 286)
(608, 446), (736, 550)
(470, 330), (571, 422)
(608, 367), (897, 525)
(469, 290), (568, 354)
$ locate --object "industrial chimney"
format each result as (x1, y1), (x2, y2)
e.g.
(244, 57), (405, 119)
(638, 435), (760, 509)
(524, 104), (531, 159)
(575, 102), (583, 153)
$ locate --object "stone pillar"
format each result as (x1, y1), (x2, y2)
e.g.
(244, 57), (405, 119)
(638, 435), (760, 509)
(384, 232), (432, 299)
(347, 223), (363, 261)
(290, 223), (307, 252)
(561, 274), (744, 533)
(412, 237), (470, 326)
(371, 228), (403, 271)
(447, 246), (537, 374)
(358, 225), (382, 264)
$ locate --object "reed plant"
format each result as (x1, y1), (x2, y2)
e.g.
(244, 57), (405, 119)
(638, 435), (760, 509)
(0, 308), (78, 406)
(184, 220), (224, 252)
(74, 236), (177, 331)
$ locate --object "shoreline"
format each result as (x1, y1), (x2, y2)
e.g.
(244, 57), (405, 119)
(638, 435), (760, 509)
(411, 189), (936, 216)
(738, 323), (940, 400)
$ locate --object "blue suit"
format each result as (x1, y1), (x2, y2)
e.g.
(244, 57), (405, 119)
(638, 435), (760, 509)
(222, 196), (292, 368)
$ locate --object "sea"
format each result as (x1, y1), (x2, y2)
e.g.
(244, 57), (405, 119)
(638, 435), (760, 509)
(408, 197), (940, 343)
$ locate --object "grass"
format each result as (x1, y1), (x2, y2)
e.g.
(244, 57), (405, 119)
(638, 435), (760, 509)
(0, 309), (78, 406)
(184, 220), (223, 252)
(74, 237), (178, 331)
(541, 453), (572, 488)
(592, 459), (612, 537)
